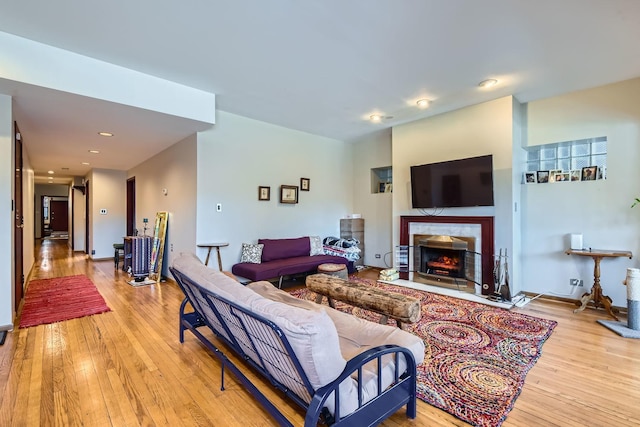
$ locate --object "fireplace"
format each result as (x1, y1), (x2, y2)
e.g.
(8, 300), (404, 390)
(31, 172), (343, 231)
(413, 234), (477, 293)
(400, 216), (494, 295)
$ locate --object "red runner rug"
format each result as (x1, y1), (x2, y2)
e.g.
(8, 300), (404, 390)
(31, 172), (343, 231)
(289, 277), (557, 427)
(19, 275), (111, 328)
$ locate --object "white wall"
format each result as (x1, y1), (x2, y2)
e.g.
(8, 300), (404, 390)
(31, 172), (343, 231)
(351, 129), (393, 268)
(128, 134), (197, 277)
(0, 94), (13, 329)
(391, 96), (517, 291)
(87, 169), (126, 259)
(196, 111), (353, 270)
(522, 78), (640, 306)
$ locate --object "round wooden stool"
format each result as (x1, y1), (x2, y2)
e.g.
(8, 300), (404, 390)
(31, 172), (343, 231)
(317, 263), (348, 280)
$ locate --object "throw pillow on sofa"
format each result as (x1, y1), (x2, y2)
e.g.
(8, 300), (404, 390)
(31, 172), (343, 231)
(309, 236), (324, 256)
(240, 243), (264, 264)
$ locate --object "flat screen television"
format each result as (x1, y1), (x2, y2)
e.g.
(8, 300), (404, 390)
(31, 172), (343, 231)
(410, 154), (494, 208)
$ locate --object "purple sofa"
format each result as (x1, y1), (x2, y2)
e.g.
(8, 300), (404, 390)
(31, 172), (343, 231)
(231, 236), (349, 286)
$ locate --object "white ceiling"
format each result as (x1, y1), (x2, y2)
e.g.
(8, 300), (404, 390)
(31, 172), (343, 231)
(1, 0), (639, 184)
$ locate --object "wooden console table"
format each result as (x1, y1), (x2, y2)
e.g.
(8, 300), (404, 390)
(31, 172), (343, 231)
(566, 249), (633, 320)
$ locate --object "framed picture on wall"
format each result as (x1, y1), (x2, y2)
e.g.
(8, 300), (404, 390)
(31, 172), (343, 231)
(258, 186), (270, 201)
(280, 185), (298, 204)
(300, 177), (310, 191)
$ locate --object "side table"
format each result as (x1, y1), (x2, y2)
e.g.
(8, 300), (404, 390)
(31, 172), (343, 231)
(566, 249), (633, 320)
(197, 243), (229, 270)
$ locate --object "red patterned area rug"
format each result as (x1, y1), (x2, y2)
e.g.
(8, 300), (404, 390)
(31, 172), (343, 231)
(20, 275), (111, 328)
(288, 277), (557, 427)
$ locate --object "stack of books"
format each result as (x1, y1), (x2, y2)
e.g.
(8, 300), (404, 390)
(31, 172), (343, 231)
(379, 268), (399, 281)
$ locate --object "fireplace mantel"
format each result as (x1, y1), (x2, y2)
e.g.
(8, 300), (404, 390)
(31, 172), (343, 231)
(400, 216), (495, 294)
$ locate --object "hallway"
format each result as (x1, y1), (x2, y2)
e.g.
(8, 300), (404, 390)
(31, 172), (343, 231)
(1, 239), (304, 426)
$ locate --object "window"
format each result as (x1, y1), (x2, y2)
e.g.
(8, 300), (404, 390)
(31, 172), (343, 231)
(526, 137), (607, 173)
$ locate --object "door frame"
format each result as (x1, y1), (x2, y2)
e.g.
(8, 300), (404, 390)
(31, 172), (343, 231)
(14, 122), (24, 312)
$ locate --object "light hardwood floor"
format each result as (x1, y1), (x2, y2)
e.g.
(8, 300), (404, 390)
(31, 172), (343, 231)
(1, 239), (640, 426)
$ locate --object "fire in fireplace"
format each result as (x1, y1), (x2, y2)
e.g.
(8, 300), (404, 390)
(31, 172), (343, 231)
(413, 234), (476, 291)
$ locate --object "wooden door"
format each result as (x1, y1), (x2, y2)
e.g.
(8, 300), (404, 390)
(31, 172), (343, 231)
(85, 180), (90, 254)
(14, 123), (24, 310)
(50, 200), (68, 232)
(126, 177), (136, 236)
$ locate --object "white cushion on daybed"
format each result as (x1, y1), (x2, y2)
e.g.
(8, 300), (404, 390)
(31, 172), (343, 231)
(172, 253), (351, 415)
(247, 281), (426, 416)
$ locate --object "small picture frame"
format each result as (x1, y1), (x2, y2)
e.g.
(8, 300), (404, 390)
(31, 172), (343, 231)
(582, 166), (597, 181)
(556, 172), (570, 182)
(280, 185), (298, 204)
(537, 170), (549, 183)
(258, 186), (270, 201)
(570, 170), (581, 181)
(597, 166), (606, 180)
(524, 172), (536, 184)
(300, 177), (310, 191)
(548, 169), (562, 183)
(384, 183), (393, 193)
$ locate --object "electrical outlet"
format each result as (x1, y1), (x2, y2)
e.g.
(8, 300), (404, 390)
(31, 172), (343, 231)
(216, 203), (222, 212)
(375, 254), (381, 259)
(170, 243), (174, 252)
(570, 279), (583, 287)
(91, 250), (95, 255)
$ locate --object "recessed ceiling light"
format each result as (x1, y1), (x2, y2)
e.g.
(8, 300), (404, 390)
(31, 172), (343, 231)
(98, 132), (113, 137)
(478, 79), (498, 89)
(82, 162), (90, 165)
(416, 99), (430, 109)
(47, 170), (54, 174)
(88, 150), (100, 154)
(369, 114), (383, 123)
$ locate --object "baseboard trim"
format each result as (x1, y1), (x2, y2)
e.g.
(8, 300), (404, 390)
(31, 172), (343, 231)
(522, 291), (627, 314)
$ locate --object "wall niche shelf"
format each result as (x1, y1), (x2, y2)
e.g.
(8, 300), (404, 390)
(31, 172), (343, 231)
(371, 166), (392, 194)
(523, 136), (607, 184)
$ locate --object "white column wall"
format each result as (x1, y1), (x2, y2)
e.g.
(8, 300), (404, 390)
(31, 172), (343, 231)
(522, 77), (640, 306)
(128, 134), (197, 277)
(0, 94), (13, 329)
(392, 96), (516, 290)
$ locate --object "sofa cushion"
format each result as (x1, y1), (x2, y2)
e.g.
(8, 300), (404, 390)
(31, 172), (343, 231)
(248, 281), (426, 417)
(259, 237), (310, 262)
(240, 243), (264, 264)
(231, 255), (349, 282)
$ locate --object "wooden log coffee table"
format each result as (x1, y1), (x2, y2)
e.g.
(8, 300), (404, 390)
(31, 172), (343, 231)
(306, 274), (421, 328)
